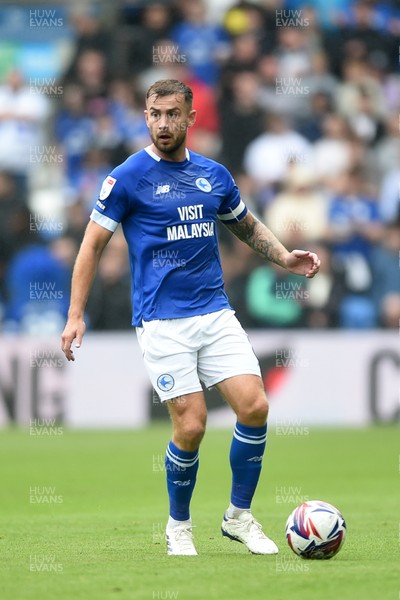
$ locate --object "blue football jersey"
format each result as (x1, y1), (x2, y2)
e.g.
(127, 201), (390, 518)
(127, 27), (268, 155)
(90, 146), (247, 326)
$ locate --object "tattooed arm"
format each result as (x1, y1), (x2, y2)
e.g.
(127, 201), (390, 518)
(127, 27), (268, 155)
(224, 211), (320, 278)
(225, 211), (289, 267)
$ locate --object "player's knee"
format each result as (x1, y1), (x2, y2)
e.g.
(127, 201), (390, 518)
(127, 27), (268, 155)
(178, 419), (206, 447)
(238, 394), (269, 426)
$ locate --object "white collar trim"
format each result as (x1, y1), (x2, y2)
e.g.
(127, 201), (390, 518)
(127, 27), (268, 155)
(145, 145), (190, 162)
(145, 145), (161, 161)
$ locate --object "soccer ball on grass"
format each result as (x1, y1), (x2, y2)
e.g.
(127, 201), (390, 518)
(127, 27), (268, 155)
(285, 500), (346, 559)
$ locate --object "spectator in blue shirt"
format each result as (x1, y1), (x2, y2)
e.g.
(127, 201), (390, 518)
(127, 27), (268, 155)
(171, 0), (230, 86)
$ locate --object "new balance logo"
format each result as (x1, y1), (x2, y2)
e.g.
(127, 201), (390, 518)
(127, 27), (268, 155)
(155, 184), (170, 195)
(173, 480), (191, 486)
(247, 456), (263, 462)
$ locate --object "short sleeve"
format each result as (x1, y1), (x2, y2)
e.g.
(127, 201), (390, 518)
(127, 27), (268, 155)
(90, 172), (129, 232)
(217, 172), (248, 224)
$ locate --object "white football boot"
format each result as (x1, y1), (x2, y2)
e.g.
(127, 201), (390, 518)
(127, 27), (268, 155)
(166, 522), (198, 556)
(221, 511), (279, 554)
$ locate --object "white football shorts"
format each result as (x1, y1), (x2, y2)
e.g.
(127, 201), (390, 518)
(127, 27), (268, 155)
(136, 308), (261, 401)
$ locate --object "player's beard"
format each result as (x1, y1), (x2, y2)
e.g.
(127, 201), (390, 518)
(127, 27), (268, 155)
(151, 126), (187, 156)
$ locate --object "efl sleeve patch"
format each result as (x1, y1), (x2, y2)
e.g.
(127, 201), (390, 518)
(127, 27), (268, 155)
(99, 176), (117, 200)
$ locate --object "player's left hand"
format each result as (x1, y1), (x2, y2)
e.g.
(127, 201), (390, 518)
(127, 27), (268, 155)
(284, 250), (320, 278)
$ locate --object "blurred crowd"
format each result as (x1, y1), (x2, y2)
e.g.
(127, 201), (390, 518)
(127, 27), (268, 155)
(0, 0), (399, 333)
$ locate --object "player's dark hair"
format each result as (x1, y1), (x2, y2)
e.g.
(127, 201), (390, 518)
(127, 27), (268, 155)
(146, 80), (193, 108)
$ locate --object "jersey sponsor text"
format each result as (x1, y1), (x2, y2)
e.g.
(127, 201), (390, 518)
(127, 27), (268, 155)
(167, 222), (214, 240)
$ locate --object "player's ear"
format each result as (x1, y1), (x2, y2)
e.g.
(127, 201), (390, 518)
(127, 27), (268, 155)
(144, 110), (150, 128)
(187, 109), (197, 129)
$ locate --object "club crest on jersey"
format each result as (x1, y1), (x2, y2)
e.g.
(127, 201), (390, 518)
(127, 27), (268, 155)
(195, 177), (212, 193)
(99, 176), (117, 200)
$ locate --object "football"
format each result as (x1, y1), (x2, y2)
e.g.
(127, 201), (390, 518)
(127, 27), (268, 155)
(285, 500), (347, 559)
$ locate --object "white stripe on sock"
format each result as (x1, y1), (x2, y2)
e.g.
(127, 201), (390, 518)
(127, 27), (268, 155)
(234, 426), (267, 440)
(233, 431), (267, 445)
(166, 447), (199, 468)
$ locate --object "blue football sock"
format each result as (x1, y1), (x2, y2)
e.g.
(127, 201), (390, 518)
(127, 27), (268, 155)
(165, 440), (199, 521)
(229, 421), (267, 510)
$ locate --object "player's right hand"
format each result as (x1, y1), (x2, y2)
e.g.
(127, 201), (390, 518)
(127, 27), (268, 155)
(61, 319), (86, 362)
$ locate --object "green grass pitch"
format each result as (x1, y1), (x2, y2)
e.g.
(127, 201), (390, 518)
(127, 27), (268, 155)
(0, 425), (398, 600)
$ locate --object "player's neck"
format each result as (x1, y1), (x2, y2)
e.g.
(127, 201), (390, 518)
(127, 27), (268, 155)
(150, 143), (187, 163)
